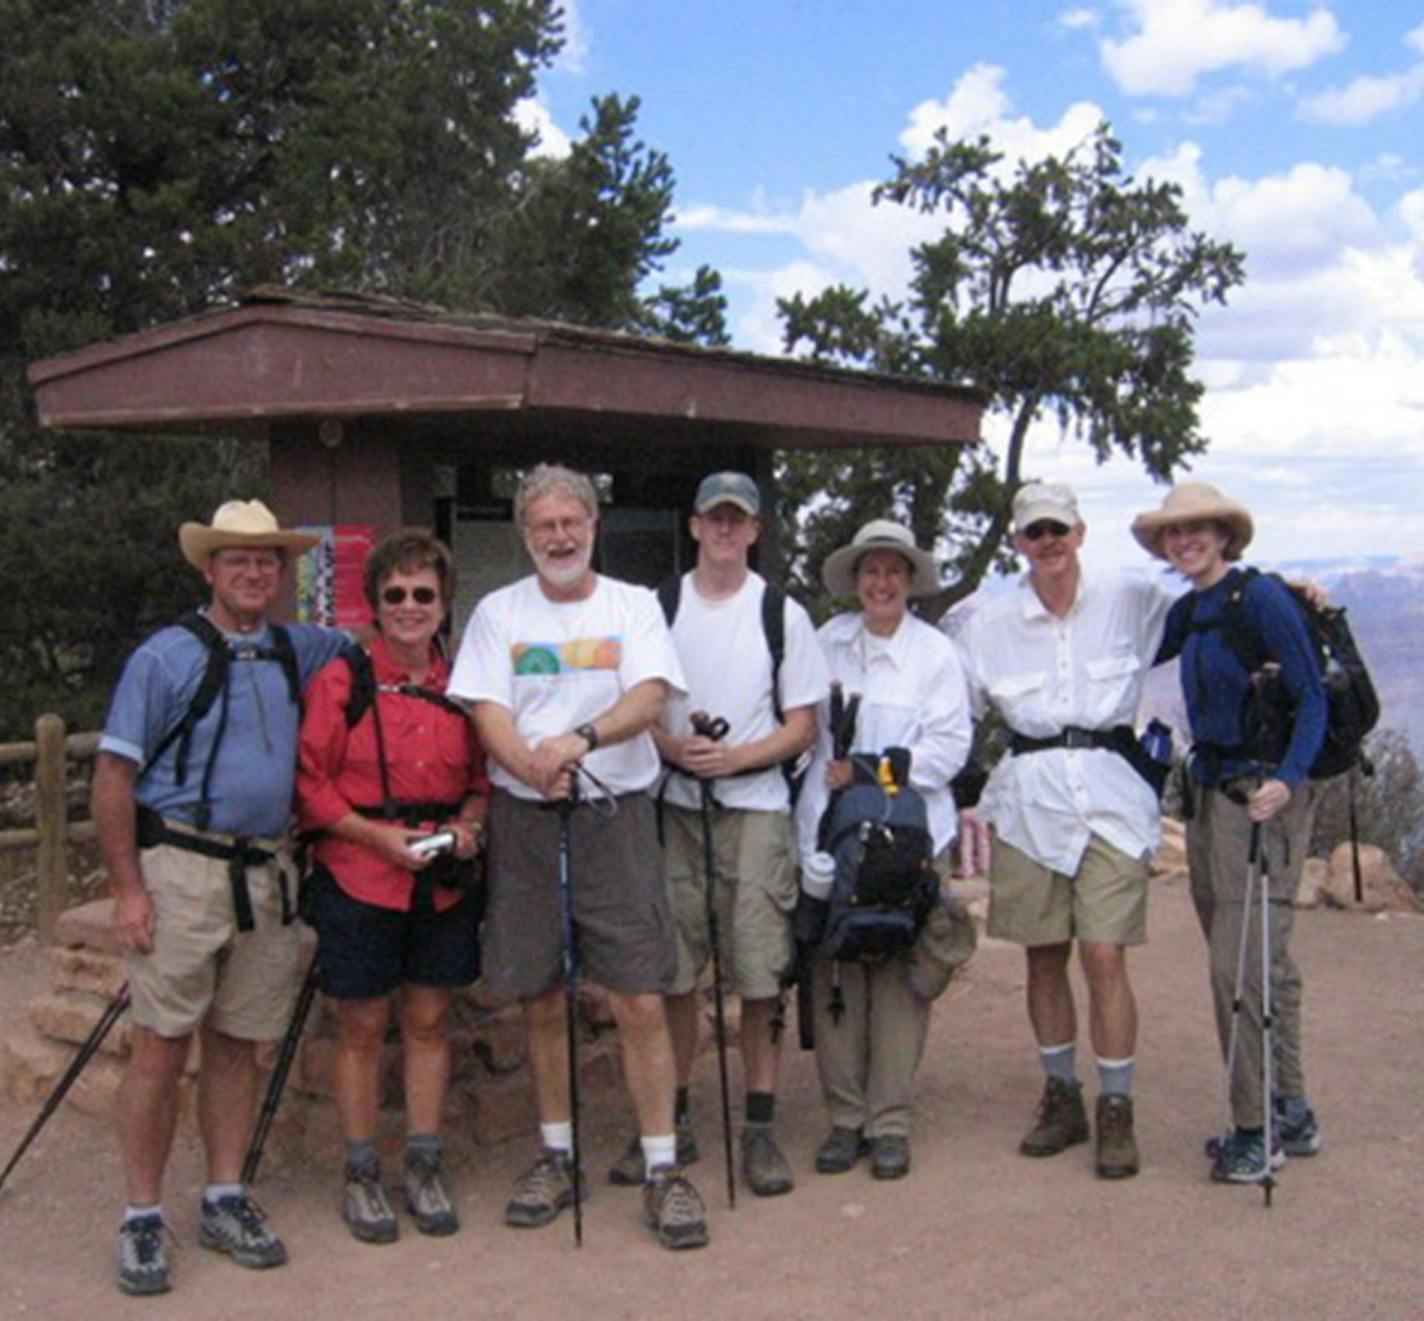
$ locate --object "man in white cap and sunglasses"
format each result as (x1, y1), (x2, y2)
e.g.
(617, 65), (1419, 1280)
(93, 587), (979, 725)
(92, 500), (350, 1295)
(951, 481), (1176, 1181)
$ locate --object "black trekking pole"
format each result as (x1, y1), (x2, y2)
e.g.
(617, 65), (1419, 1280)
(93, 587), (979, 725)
(690, 710), (736, 1209)
(1258, 826), (1277, 1210)
(0, 983), (131, 1195)
(241, 956), (320, 1186)
(556, 779), (584, 1247)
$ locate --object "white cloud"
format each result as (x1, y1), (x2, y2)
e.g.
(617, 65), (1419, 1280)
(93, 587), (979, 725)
(1401, 190), (1424, 244)
(1059, 7), (1100, 30)
(554, 0), (589, 74)
(1299, 21), (1424, 125)
(513, 98), (572, 159)
(1101, 0), (1345, 98)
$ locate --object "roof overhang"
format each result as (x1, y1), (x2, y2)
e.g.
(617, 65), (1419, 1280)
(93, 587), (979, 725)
(26, 297), (984, 451)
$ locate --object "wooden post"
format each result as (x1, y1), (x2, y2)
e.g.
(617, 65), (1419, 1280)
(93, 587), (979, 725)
(34, 713), (68, 944)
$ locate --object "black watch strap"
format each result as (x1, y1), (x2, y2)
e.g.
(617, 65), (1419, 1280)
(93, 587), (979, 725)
(575, 722), (600, 751)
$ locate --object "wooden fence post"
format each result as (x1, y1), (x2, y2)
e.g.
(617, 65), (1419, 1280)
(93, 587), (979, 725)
(34, 712), (68, 944)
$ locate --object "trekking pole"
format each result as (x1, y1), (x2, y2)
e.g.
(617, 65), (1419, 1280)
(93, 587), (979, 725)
(0, 984), (131, 1194)
(690, 710), (736, 1209)
(556, 778), (584, 1247)
(1217, 821), (1259, 1158)
(242, 956), (320, 1186)
(1258, 827), (1277, 1210)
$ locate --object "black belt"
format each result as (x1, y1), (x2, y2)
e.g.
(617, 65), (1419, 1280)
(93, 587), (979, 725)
(353, 798), (463, 828)
(1009, 725), (1132, 755)
(136, 807), (289, 932)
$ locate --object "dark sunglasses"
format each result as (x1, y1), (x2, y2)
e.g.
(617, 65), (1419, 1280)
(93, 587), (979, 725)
(1022, 520), (1072, 541)
(381, 585), (440, 606)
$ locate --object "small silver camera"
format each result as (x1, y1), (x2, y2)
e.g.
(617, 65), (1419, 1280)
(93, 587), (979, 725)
(409, 829), (457, 859)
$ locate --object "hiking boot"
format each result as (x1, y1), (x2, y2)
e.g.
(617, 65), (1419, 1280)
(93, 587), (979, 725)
(869, 1134), (911, 1181)
(1094, 1094), (1140, 1179)
(740, 1124), (794, 1197)
(1275, 1098), (1323, 1156)
(607, 1121), (699, 1186)
(406, 1150), (459, 1236)
(1210, 1128), (1286, 1185)
(504, 1148), (582, 1228)
(814, 1126), (870, 1174)
(643, 1164), (710, 1250)
(198, 1192), (288, 1269)
(343, 1163), (399, 1244)
(1019, 1077), (1090, 1157)
(116, 1214), (170, 1296)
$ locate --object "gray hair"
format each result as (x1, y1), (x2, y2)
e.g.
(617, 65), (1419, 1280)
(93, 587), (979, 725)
(514, 463), (598, 529)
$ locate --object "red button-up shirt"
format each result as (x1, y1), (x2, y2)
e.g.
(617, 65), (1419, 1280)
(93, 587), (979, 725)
(297, 637), (489, 912)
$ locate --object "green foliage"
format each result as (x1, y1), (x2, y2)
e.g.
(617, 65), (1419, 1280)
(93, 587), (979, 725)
(0, 0), (726, 738)
(777, 123), (1245, 620)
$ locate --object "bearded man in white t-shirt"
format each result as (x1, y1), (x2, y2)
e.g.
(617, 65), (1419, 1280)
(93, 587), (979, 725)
(605, 472), (828, 1198)
(448, 464), (709, 1251)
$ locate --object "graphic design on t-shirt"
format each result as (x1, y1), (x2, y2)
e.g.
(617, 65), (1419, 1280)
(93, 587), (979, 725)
(511, 637), (623, 676)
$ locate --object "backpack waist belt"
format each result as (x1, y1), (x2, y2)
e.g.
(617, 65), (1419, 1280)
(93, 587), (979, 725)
(352, 798), (465, 828)
(1009, 725), (1133, 755)
(135, 806), (289, 933)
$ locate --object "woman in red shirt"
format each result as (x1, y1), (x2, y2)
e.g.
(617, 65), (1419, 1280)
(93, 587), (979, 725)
(297, 530), (488, 1245)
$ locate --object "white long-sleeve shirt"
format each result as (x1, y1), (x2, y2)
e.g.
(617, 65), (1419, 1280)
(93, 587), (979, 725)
(949, 570), (1177, 875)
(796, 610), (972, 864)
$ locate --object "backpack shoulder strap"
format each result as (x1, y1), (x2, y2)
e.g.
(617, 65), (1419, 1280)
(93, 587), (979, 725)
(142, 613), (230, 779)
(760, 582), (787, 721)
(341, 646), (377, 730)
(656, 574), (681, 626)
(1219, 566), (1272, 673)
(268, 623), (301, 706)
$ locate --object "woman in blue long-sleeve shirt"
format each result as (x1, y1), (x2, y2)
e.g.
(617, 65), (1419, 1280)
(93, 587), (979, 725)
(1134, 482), (1326, 1186)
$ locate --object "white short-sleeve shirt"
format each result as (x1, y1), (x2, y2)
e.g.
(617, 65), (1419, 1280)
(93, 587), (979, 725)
(448, 574), (686, 800)
(950, 569), (1179, 874)
(660, 571), (830, 812)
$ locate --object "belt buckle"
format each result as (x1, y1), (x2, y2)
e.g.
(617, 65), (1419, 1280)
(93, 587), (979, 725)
(1062, 728), (1092, 750)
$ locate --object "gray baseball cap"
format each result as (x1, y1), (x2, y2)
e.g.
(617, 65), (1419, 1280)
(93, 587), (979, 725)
(694, 471), (760, 516)
(1012, 481), (1080, 533)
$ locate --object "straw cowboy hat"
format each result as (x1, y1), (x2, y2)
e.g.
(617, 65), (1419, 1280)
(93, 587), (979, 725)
(821, 519), (940, 599)
(1130, 482), (1254, 562)
(179, 500), (320, 570)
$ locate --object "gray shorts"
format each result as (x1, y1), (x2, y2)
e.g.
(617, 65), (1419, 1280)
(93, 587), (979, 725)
(481, 790), (677, 1002)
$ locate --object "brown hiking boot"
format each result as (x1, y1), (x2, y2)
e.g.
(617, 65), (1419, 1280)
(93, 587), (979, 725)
(643, 1165), (710, 1250)
(1019, 1077), (1090, 1157)
(1095, 1093), (1140, 1179)
(740, 1124), (794, 1197)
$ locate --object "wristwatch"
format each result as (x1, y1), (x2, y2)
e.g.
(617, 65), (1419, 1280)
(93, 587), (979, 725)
(574, 722), (600, 751)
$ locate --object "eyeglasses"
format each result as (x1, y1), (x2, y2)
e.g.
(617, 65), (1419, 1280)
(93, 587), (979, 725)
(213, 550), (283, 573)
(381, 585), (440, 606)
(1021, 520), (1072, 541)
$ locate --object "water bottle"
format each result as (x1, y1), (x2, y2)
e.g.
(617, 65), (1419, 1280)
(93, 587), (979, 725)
(801, 850), (836, 902)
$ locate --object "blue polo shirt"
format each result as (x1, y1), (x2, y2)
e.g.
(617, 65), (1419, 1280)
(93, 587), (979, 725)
(100, 615), (349, 837)
(1159, 570), (1326, 789)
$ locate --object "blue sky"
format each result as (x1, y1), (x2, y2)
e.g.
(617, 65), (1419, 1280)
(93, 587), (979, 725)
(522, 2), (1424, 576)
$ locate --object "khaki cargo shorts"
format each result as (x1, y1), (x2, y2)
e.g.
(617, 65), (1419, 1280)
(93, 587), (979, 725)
(988, 831), (1149, 948)
(125, 840), (302, 1041)
(664, 804), (797, 1001)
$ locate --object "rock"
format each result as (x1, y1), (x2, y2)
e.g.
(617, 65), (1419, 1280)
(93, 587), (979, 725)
(28, 991), (132, 1056)
(1322, 843), (1420, 913)
(1153, 818), (1187, 875)
(65, 1054), (125, 1117)
(465, 1071), (538, 1146)
(0, 1027), (66, 1104)
(1296, 858), (1328, 909)
(48, 946), (126, 999)
(470, 1004), (528, 1075)
(52, 898), (121, 954)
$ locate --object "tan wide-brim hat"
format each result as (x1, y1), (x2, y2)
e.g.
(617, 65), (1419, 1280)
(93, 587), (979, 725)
(1130, 482), (1254, 562)
(178, 499), (320, 570)
(821, 519), (940, 599)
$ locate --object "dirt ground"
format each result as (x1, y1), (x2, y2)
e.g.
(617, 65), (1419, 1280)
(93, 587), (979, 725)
(2, 874), (1421, 1321)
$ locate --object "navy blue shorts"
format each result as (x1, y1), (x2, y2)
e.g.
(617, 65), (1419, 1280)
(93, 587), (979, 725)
(307, 864), (483, 1000)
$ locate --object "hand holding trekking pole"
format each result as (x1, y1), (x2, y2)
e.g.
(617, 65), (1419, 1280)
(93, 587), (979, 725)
(684, 712), (735, 779)
(1247, 778), (1291, 823)
(689, 711), (738, 1209)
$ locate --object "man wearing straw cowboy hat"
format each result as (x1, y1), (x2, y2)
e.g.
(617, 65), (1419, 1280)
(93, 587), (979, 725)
(951, 481), (1176, 1181)
(92, 499), (349, 1295)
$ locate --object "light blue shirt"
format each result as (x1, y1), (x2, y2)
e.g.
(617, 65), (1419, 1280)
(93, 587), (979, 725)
(100, 616), (348, 837)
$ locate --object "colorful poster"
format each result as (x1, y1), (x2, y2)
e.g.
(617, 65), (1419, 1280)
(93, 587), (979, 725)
(296, 525), (376, 629)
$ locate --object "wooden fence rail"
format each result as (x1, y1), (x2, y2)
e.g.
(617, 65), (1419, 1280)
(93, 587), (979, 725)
(0, 714), (101, 943)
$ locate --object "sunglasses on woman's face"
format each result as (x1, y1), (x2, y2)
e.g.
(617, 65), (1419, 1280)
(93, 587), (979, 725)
(1022, 520), (1072, 541)
(381, 585), (440, 606)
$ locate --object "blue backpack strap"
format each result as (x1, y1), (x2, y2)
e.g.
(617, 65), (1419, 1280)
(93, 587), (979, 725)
(142, 612), (229, 785)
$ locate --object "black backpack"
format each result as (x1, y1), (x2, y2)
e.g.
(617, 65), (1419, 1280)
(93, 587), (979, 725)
(656, 574), (802, 800)
(1180, 568), (1379, 779)
(817, 754), (936, 964)
(141, 612), (300, 830)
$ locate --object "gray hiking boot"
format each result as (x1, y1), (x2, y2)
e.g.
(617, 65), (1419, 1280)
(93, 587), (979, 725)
(740, 1123), (794, 1196)
(116, 1214), (170, 1296)
(405, 1150), (459, 1237)
(504, 1148), (582, 1228)
(607, 1121), (699, 1185)
(343, 1163), (399, 1244)
(814, 1125), (870, 1174)
(1019, 1077), (1090, 1157)
(869, 1134), (911, 1180)
(198, 1192), (288, 1269)
(1094, 1094), (1140, 1179)
(643, 1164), (710, 1250)
(1274, 1098), (1323, 1156)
